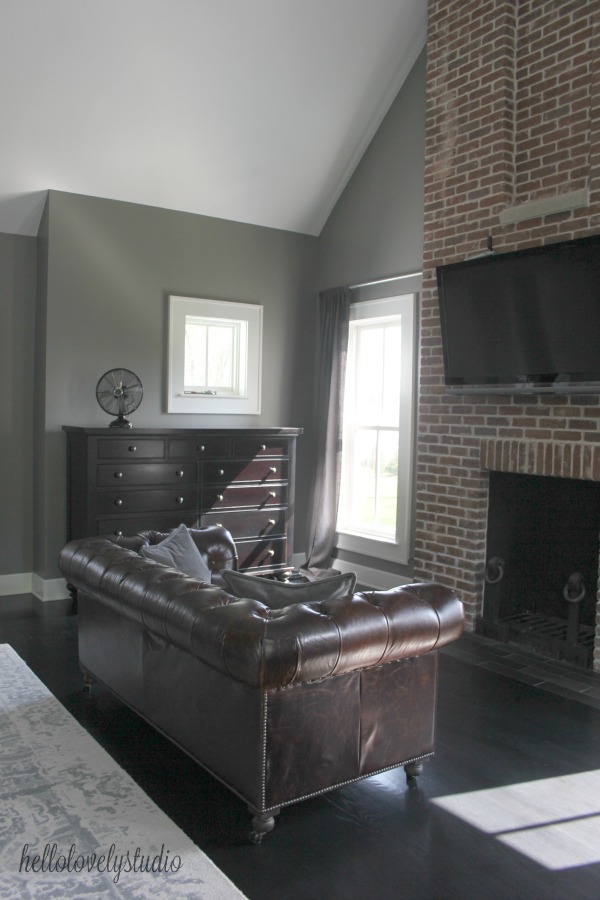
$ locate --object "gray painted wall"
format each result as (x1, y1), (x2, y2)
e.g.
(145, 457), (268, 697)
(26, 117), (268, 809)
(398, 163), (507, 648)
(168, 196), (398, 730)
(0, 231), (36, 576)
(317, 49), (426, 579)
(2, 49), (426, 589)
(318, 49), (426, 290)
(35, 191), (318, 579)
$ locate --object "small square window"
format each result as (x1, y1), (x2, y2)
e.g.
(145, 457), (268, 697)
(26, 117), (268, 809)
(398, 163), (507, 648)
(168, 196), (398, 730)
(167, 296), (262, 414)
(184, 316), (245, 395)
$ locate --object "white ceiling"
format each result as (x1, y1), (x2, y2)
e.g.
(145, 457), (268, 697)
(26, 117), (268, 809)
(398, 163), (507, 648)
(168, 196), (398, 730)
(0, 0), (426, 237)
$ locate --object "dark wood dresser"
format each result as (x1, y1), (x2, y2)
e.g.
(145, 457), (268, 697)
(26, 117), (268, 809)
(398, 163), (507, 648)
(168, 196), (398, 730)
(63, 426), (302, 573)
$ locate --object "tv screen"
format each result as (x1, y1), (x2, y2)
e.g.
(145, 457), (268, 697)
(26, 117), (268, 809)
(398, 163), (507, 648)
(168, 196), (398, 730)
(436, 233), (600, 393)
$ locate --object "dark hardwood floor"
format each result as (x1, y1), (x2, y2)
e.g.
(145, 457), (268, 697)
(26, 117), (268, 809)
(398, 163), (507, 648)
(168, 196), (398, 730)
(2, 597), (600, 899)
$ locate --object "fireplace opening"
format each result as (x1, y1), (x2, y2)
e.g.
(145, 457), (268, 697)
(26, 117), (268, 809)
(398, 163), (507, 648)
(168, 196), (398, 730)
(477, 472), (600, 668)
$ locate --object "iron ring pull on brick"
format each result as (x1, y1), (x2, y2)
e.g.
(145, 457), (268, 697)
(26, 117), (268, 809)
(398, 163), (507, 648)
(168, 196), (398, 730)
(485, 556), (505, 585)
(563, 572), (585, 604)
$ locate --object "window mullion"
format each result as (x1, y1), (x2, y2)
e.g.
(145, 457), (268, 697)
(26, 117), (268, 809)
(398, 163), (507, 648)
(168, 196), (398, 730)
(374, 428), (381, 530)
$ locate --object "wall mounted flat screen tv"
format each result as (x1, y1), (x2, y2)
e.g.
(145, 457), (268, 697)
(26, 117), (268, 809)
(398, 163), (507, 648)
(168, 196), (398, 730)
(436, 232), (600, 393)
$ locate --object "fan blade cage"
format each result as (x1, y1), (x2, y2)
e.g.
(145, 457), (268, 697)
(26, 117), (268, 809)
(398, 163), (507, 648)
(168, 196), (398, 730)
(96, 369), (143, 423)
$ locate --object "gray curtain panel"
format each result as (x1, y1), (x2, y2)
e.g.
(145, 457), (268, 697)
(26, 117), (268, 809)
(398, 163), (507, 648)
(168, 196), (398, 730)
(304, 286), (351, 570)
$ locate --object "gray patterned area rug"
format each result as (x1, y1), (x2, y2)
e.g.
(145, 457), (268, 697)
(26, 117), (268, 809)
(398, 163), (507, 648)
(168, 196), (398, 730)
(0, 644), (247, 899)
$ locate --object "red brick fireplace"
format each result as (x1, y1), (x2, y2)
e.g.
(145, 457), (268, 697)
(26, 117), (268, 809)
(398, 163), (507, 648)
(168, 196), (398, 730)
(413, 0), (600, 670)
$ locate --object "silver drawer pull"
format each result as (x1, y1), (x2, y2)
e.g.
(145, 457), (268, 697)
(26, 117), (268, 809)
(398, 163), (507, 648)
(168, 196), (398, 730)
(215, 522), (223, 527)
(259, 443), (267, 451)
(218, 468), (225, 476)
(267, 549), (275, 557)
(268, 491), (277, 498)
(269, 466), (277, 474)
(176, 470), (184, 477)
(267, 518), (276, 526)
(114, 471), (123, 479)
(217, 493), (224, 502)
(128, 445), (137, 452)
(114, 530), (123, 537)
(114, 499), (123, 506)
(175, 496), (184, 504)
(197, 445), (205, 452)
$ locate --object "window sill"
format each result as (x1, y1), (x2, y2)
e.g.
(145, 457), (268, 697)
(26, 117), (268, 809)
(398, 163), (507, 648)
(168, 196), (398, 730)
(335, 531), (410, 566)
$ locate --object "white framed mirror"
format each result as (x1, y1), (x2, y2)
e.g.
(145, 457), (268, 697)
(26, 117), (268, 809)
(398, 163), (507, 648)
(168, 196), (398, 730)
(167, 295), (262, 414)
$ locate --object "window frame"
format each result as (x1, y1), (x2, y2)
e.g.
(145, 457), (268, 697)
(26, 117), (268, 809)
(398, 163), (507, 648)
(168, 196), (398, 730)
(167, 295), (262, 415)
(336, 285), (418, 565)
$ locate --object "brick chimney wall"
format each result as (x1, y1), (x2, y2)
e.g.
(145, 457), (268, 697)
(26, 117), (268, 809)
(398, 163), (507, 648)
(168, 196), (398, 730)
(414, 0), (600, 665)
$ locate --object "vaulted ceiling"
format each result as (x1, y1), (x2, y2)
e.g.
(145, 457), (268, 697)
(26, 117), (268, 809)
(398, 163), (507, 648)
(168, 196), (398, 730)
(0, 0), (426, 237)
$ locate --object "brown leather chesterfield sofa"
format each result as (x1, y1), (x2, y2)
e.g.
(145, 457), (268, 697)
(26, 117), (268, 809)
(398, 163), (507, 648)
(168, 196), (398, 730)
(59, 526), (464, 843)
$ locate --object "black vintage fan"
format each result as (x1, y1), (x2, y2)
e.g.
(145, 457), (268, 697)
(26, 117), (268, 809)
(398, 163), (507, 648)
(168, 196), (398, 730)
(95, 368), (143, 428)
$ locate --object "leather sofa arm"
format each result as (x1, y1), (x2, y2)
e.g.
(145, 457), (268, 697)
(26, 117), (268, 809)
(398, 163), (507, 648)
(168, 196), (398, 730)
(59, 537), (464, 690)
(200, 583), (464, 688)
(101, 525), (238, 580)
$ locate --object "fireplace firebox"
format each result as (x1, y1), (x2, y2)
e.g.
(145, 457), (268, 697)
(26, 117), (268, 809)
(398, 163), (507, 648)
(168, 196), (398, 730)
(477, 472), (600, 668)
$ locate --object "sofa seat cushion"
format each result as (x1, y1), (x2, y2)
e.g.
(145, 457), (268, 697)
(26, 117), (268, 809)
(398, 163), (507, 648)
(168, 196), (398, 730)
(140, 524), (212, 583)
(221, 569), (357, 609)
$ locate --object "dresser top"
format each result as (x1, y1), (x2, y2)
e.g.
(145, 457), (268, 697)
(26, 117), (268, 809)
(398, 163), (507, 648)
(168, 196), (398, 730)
(62, 426), (303, 436)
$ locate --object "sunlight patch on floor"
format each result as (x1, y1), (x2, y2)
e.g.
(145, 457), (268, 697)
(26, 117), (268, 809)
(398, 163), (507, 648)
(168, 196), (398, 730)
(432, 770), (600, 870)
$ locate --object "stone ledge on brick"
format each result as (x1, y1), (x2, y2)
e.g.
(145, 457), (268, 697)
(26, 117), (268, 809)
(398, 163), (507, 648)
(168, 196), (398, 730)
(480, 439), (600, 482)
(498, 188), (590, 225)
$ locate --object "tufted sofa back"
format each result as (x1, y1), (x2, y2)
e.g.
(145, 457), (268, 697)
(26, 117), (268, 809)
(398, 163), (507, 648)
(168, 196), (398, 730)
(60, 534), (464, 691)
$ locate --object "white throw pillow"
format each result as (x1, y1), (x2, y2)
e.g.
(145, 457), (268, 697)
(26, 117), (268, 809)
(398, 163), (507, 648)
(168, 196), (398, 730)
(221, 569), (356, 609)
(140, 524), (212, 583)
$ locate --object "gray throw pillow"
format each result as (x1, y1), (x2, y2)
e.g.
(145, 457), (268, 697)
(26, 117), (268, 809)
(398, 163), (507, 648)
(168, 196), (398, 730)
(221, 569), (356, 609)
(140, 524), (212, 583)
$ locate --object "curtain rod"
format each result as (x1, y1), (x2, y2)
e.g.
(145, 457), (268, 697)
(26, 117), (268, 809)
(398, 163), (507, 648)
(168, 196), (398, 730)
(349, 270), (422, 290)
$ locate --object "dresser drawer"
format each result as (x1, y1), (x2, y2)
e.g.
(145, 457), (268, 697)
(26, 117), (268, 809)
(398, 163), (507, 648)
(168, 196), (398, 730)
(97, 462), (197, 487)
(98, 514), (197, 538)
(204, 458), (288, 485)
(201, 507), (287, 539)
(236, 536), (288, 571)
(97, 488), (197, 515)
(232, 437), (289, 458)
(203, 484), (287, 510)
(168, 437), (231, 459)
(97, 439), (165, 459)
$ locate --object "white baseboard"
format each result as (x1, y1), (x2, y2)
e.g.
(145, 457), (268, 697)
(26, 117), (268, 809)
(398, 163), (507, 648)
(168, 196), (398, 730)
(0, 572), (32, 596)
(0, 572), (69, 602)
(290, 553), (306, 570)
(290, 553), (412, 591)
(31, 574), (70, 602)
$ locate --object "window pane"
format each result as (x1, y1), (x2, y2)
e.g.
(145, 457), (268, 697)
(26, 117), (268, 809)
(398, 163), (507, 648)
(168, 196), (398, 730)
(343, 427), (399, 539)
(355, 326), (384, 423)
(348, 429), (377, 529)
(184, 321), (207, 387)
(376, 430), (399, 536)
(184, 317), (240, 393)
(206, 324), (234, 390)
(382, 324), (401, 425)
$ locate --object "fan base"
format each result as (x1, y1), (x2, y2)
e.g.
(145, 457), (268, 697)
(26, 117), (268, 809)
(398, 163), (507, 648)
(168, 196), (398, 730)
(109, 417), (133, 429)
